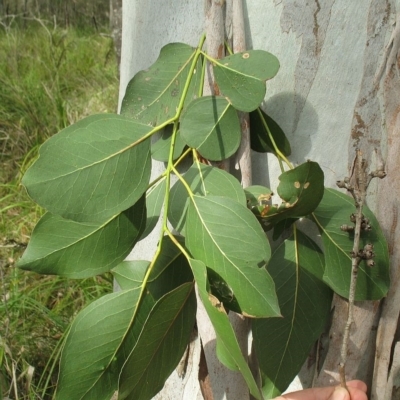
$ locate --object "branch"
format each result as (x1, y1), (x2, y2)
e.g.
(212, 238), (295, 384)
(337, 149), (386, 389)
(204, 0), (230, 172)
(232, 0), (252, 188)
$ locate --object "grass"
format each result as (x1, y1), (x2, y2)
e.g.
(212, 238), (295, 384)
(0, 19), (117, 399)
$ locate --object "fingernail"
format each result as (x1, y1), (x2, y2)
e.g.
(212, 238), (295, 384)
(331, 387), (349, 400)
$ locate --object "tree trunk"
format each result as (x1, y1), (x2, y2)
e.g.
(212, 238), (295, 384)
(109, 0), (122, 72)
(118, 0), (400, 398)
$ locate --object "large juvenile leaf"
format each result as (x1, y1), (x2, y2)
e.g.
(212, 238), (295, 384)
(56, 287), (142, 400)
(120, 43), (201, 126)
(57, 241), (195, 400)
(139, 178), (166, 241)
(180, 96), (241, 160)
(250, 108), (291, 156)
(118, 282), (196, 400)
(312, 188), (390, 300)
(186, 195), (280, 318)
(262, 161), (324, 229)
(168, 163), (246, 233)
(189, 258), (262, 400)
(17, 196), (146, 278)
(22, 114), (151, 223)
(213, 50), (280, 112)
(253, 229), (332, 398)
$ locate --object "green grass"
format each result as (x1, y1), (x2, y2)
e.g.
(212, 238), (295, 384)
(0, 20), (117, 399)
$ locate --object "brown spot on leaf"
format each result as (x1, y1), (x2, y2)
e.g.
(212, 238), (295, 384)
(242, 52), (250, 59)
(145, 77), (151, 81)
(304, 182), (310, 189)
(209, 294), (225, 312)
(294, 181), (301, 189)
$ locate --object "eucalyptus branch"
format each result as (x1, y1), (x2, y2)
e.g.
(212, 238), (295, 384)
(337, 148), (386, 389)
(232, 0), (252, 188)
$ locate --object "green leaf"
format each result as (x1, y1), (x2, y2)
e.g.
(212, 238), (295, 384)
(250, 108), (291, 156)
(253, 228), (332, 398)
(56, 287), (142, 400)
(186, 195), (280, 318)
(262, 161), (324, 229)
(112, 261), (149, 290)
(120, 43), (201, 126)
(118, 282), (196, 400)
(56, 240), (195, 400)
(312, 188), (390, 300)
(180, 96), (241, 160)
(139, 178), (166, 241)
(189, 258), (263, 400)
(22, 114), (151, 223)
(213, 50), (280, 112)
(17, 196), (146, 278)
(168, 162), (246, 233)
(151, 126), (186, 162)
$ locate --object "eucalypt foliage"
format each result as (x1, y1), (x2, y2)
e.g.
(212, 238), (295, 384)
(17, 34), (390, 400)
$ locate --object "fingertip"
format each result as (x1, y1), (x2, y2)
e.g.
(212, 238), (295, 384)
(331, 387), (350, 400)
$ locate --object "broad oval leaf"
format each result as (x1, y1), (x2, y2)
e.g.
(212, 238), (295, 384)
(17, 196), (146, 278)
(168, 163), (246, 233)
(250, 108), (291, 156)
(312, 188), (390, 300)
(214, 50), (280, 112)
(56, 287), (143, 400)
(139, 178), (166, 241)
(262, 161), (324, 229)
(120, 42), (201, 126)
(189, 258), (262, 400)
(253, 229), (332, 398)
(180, 96), (241, 160)
(118, 282), (196, 400)
(186, 195), (280, 318)
(57, 241), (195, 400)
(22, 114), (151, 223)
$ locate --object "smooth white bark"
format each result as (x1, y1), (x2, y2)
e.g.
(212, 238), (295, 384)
(119, 0), (400, 398)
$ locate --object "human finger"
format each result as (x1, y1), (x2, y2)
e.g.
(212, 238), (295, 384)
(346, 380), (368, 393)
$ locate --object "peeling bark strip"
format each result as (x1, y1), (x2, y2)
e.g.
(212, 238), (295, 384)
(349, 0), (393, 160)
(204, 0), (225, 96)
(275, 0), (334, 132)
(372, 62), (400, 400)
(232, 0), (252, 188)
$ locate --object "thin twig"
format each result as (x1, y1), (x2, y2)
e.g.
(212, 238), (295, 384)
(337, 148), (386, 388)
